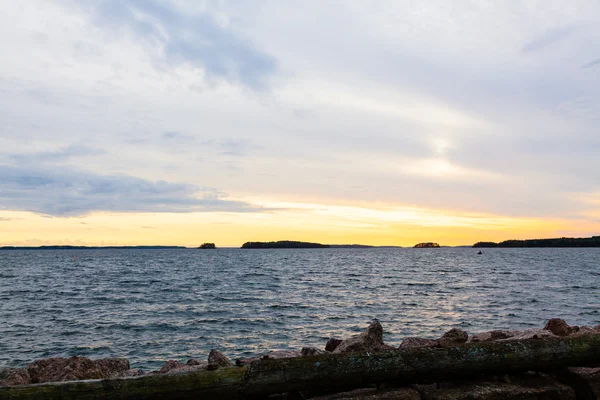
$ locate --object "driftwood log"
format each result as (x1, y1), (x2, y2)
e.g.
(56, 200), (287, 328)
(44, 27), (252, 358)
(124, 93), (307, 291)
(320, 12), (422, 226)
(1, 334), (599, 399)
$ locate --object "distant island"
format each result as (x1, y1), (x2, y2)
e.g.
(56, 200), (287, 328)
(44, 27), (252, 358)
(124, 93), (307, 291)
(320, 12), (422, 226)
(414, 242), (440, 248)
(473, 236), (600, 248)
(241, 241), (329, 249)
(198, 243), (216, 249)
(0, 245), (186, 250)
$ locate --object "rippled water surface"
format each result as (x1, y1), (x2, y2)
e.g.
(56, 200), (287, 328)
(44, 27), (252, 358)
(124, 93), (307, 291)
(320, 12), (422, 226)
(0, 248), (598, 369)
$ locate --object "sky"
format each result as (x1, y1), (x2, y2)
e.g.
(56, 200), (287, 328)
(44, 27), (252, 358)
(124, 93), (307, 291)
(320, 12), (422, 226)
(1, 0), (600, 247)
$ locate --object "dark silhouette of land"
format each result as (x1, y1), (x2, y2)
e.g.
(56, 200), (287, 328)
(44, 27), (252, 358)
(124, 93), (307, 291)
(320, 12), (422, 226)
(414, 242), (440, 248)
(0, 245), (186, 250)
(241, 241), (329, 249)
(198, 243), (216, 249)
(473, 236), (600, 248)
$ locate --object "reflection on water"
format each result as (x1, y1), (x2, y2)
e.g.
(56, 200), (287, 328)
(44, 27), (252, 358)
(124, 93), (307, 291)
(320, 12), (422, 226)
(0, 248), (598, 369)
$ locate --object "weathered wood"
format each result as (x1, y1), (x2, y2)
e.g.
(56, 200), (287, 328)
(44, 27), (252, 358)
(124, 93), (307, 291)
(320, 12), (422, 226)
(241, 334), (600, 396)
(0, 366), (247, 400)
(1, 334), (599, 399)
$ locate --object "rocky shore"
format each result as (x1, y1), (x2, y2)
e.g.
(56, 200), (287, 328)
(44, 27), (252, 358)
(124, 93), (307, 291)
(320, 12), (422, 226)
(1, 318), (599, 399)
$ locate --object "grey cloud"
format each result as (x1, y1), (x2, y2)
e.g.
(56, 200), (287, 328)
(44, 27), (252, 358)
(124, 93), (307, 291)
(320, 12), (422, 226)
(86, 0), (277, 89)
(0, 165), (263, 216)
(161, 131), (193, 141)
(8, 145), (106, 163)
(522, 24), (582, 53)
(581, 58), (600, 68)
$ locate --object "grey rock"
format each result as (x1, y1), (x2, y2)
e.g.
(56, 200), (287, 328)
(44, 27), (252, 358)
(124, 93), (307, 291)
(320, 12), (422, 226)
(333, 320), (385, 354)
(208, 349), (234, 367)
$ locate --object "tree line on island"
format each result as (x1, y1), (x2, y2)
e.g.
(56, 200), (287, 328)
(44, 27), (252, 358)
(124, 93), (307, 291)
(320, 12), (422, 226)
(473, 236), (600, 248)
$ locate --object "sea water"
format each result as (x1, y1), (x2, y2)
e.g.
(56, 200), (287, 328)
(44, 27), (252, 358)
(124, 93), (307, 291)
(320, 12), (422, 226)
(0, 248), (598, 370)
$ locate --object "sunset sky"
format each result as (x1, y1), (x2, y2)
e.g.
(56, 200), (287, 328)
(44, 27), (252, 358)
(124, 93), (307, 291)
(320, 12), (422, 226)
(1, 1), (600, 247)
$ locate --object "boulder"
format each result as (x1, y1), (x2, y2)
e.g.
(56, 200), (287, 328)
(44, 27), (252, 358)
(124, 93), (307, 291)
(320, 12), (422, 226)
(415, 375), (575, 399)
(301, 346), (327, 356)
(156, 360), (207, 374)
(501, 329), (556, 341)
(121, 369), (145, 377)
(437, 329), (468, 347)
(208, 349), (234, 368)
(236, 350), (302, 365)
(556, 367), (600, 400)
(27, 357), (130, 383)
(333, 320), (386, 354)
(93, 358), (130, 378)
(261, 350), (302, 360)
(543, 319), (576, 336)
(0, 367), (31, 387)
(326, 338), (344, 352)
(570, 325), (600, 337)
(27, 357), (97, 383)
(310, 387), (421, 399)
(399, 337), (438, 349)
(469, 330), (517, 343)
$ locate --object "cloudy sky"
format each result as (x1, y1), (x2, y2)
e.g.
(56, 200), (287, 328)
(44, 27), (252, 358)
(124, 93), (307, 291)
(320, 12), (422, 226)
(1, 0), (599, 246)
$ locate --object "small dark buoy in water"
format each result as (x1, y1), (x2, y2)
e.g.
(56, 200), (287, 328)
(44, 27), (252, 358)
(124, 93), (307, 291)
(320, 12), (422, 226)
(477, 251), (482, 255)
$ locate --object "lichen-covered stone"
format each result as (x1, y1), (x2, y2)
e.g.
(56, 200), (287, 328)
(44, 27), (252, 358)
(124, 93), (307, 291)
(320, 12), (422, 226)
(556, 367), (600, 400)
(208, 349), (233, 367)
(310, 387), (421, 399)
(333, 320), (385, 354)
(0, 368), (30, 387)
(416, 375), (575, 399)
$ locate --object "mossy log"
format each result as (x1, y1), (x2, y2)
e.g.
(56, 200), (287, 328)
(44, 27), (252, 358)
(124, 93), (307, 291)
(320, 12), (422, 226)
(2, 335), (600, 399)
(0, 366), (247, 399)
(242, 334), (600, 396)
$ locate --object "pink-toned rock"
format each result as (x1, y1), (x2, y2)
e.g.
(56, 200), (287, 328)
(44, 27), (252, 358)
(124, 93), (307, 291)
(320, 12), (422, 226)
(0, 368), (31, 387)
(571, 326), (600, 337)
(469, 330), (518, 343)
(326, 338), (343, 352)
(93, 358), (130, 378)
(544, 318), (575, 336)
(157, 360), (207, 374)
(310, 387), (420, 399)
(333, 320), (386, 354)
(399, 337), (438, 349)
(501, 328), (557, 341)
(261, 350), (302, 360)
(437, 328), (468, 347)
(302, 346), (327, 356)
(27, 357), (129, 383)
(208, 349), (233, 367)
(27, 357), (97, 383)
(121, 369), (144, 377)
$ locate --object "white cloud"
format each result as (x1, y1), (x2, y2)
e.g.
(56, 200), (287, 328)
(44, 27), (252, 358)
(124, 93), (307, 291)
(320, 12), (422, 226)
(0, 0), (599, 220)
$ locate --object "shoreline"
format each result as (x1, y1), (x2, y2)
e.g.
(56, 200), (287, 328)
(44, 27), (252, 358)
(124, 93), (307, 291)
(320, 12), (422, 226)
(2, 318), (599, 399)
